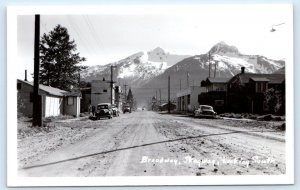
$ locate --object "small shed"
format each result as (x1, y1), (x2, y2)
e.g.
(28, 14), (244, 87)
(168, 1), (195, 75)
(17, 79), (81, 118)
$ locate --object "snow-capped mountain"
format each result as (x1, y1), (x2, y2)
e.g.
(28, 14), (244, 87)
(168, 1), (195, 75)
(138, 42), (285, 103)
(80, 48), (190, 87)
(81, 41), (285, 105)
(149, 41), (284, 83)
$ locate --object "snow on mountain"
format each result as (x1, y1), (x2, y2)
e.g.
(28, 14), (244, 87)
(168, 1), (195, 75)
(141, 41), (285, 96)
(208, 41), (240, 55)
(80, 48), (190, 87)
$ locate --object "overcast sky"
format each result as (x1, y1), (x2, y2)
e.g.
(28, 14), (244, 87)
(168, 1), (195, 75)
(17, 5), (292, 81)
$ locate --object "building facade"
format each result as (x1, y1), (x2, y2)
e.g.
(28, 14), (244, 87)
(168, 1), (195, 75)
(17, 79), (81, 118)
(198, 77), (230, 113)
(176, 86), (206, 113)
(91, 79), (115, 107)
(227, 68), (285, 114)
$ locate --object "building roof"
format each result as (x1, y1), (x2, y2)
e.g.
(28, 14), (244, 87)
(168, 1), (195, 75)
(250, 77), (270, 82)
(231, 73), (285, 85)
(64, 90), (82, 97)
(207, 77), (230, 83)
(17, 79), (80, 97)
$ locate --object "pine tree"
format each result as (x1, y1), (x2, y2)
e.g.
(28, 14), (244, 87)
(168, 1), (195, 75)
(127, 88), (134, 108)
(39, 24), (86, 91)
(127, 88), (133, 102)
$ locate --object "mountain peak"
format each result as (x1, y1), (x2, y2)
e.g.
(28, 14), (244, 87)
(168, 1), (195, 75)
(148, 47), (166, 56)
(152, 47), (165, 52)
(208, 41), (240, 55)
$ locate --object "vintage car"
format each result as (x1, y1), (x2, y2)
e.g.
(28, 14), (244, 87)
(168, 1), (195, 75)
(95, 103), (113, 119)
(194, 105), (217, 118)
(123, 105), (131, 114)
(111, 104), (120, 117)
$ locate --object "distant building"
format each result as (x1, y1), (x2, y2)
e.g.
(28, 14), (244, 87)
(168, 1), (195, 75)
(91, 78), (115, 107)
(177, 67), (285, 115)
(198, 77), (230, 113)
(176, 86), (206, 113)
(17, 79), (81, 118)
(80, 79), (122, 112)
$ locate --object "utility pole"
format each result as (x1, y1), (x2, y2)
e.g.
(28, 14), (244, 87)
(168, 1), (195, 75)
(179, 79), (181, 91)
(187, 72), (189, 89)
(110, 65), (117, 105)
(214, 63), (217, 78)
(24, 70), (27, 81)
(32, 14), (42, 127)
(124, 84), (128, 103)
(168, 75), (170, 113)
(110, 66), (113, 104)
(159, 88), (161, 106)
(78, 72), (81, 87)
(208, 52), (211, 78)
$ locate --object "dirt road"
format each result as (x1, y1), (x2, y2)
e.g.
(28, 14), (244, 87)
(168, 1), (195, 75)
(18, 111), (285, 176)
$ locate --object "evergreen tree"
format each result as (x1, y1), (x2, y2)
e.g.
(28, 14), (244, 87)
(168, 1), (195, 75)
(127, 88), (134, 108)
(127, 88), (133, 102)
(39, 24), (86, 91)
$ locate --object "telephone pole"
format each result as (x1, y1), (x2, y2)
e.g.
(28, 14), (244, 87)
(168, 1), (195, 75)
(32, 14), (42, 127)
(214, 63), (217, 78)
(208, 52), (211, 78)
(110, 66), (113, 104)
(159, 88), (161, 106)
(124, 84), (128, 102)
(180, 79), (181, 91)
(168, 75), (170, 113)
(187, 72), (189, 89)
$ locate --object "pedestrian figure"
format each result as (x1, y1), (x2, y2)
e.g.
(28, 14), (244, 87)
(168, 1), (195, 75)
(88, 104), (92, 115)
(92, 105), (95, 116)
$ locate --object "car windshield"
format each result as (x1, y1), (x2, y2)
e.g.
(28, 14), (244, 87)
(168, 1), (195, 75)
(98, 105), (108, 109)
(201, 106), (213, 110)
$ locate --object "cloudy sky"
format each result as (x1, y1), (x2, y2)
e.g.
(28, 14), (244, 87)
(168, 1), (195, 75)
(17, 5), (292, 80)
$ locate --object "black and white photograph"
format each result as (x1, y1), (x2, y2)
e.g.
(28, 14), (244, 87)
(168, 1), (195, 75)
(7, 4), (294, 186)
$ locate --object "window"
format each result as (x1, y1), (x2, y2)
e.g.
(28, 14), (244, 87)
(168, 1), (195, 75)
(103, 89), (107, 93)
(256, 82), (267, 93)
(67, 97), (74, 105)
(187, 95), (191, 104)
(17, 83), (21, 90)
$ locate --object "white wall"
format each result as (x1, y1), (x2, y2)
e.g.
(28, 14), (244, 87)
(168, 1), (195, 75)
(45, 96), (63, 117)
(91, 80), (115, 107)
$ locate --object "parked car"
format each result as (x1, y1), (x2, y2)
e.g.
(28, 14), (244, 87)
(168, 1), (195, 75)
(194, 105), (217, 118)
(111, 104), (120, 117)
(123, 105), (131, 114)
(96, 103), (113, 119)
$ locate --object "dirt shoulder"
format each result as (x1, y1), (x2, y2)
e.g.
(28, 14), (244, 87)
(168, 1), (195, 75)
(17, 116), (97, 169)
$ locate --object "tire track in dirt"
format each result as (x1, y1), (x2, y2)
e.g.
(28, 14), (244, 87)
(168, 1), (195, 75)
(153, 114), (285, 175)
(18, 114), (141, 177)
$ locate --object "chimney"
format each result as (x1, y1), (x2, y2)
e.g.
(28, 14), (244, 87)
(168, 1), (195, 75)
(241, 67), (245, 74)
(25, 70), (27, 81)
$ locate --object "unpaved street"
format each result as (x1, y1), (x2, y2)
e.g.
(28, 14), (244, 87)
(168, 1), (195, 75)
(18, 111), (285, 176)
